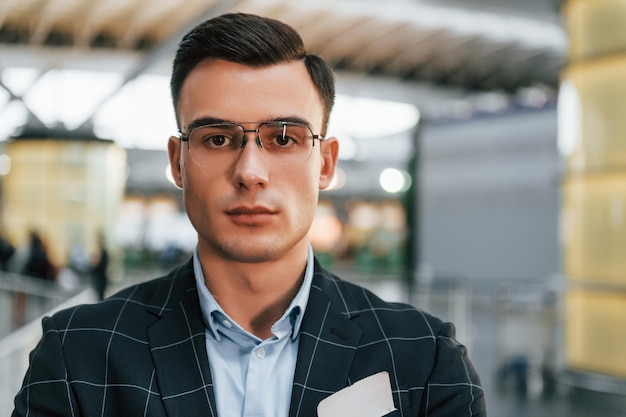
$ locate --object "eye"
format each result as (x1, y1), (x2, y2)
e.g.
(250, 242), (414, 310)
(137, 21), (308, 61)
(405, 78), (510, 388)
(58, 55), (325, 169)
(205, 134), (228, 148)
(193, 125), (240, 150)
(273, 133), (294, 147)
(262, 123), (305, 149)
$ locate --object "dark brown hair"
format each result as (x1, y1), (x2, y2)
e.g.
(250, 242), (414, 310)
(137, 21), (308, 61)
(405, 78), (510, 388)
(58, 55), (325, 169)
(170, 13), (335, 135)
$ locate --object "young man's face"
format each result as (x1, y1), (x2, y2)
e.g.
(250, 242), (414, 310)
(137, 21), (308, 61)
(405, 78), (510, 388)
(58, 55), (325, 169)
(169, 59), (338, 264)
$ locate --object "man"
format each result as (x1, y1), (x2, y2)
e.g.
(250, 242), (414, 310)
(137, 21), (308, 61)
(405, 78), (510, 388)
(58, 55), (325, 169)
(12, 13), (485, 417)
(0, 232), (15, 271)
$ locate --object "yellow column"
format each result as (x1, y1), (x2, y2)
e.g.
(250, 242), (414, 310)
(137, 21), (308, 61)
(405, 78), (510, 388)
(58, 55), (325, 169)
(1, 138), (126, 267)
(560, 0), (626, 384)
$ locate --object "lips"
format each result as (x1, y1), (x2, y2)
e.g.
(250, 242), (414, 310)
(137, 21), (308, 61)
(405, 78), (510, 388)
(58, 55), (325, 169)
(225, 206), (275, 215)
(225, 205), (277, 225)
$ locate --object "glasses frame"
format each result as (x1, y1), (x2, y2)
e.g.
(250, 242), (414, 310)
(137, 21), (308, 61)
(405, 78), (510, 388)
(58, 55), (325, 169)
(177, 120), (326, 167)
(179, 120), (325, 150)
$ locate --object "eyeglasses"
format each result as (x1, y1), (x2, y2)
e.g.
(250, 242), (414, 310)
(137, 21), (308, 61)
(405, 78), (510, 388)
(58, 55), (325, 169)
(179, 121), (325, 167)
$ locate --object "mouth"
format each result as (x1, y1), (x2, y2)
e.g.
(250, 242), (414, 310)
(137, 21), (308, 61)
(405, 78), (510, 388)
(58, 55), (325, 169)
(225, 206), (277, 225)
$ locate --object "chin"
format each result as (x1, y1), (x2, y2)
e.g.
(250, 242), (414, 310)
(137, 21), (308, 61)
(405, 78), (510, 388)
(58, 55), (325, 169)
(219, 239), (283, 263)
(219, 233), (308, 264)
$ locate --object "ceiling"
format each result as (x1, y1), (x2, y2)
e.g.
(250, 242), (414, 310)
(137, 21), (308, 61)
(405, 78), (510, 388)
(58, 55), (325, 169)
(0, 0), (566, 95)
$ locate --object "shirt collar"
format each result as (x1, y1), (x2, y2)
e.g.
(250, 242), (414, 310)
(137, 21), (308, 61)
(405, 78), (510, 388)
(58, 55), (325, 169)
(193, 245), (314, 342)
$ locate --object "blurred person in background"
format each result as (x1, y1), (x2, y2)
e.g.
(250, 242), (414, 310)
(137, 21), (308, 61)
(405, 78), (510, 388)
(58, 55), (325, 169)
(90, 232), (109, 301)
(0, 232), (15, 271)
(12, 13), (485, 417)
(10, 230), (56, 328)
(20, 230), (56, 281)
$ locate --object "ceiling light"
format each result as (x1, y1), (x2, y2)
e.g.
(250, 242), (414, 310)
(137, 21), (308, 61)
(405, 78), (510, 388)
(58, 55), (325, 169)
(329, 95), (420, 140)
(379, 167), (411, 194)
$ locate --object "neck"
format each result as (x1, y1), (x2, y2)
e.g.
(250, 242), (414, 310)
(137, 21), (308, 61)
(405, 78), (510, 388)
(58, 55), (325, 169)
(198, 246), (308, 339)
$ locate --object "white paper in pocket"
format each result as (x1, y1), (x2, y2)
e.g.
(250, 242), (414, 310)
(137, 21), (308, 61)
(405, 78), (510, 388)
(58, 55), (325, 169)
(317, 371), (396, 417)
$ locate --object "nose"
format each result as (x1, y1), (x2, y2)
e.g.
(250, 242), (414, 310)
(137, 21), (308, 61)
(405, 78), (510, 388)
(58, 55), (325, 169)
(231, 132), (269, 189)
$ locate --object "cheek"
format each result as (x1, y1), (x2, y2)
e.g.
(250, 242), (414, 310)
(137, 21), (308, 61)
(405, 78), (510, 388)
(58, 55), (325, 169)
(289, 172), (320, 217)
(181, 167), (216, 211)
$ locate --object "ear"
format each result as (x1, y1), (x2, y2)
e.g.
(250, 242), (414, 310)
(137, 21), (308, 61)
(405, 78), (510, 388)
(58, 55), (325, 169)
(167, 135), (184, 189)
(318, 137), (339, 190)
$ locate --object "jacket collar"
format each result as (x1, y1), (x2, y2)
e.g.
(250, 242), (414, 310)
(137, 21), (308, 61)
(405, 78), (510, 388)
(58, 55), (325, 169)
(145, 258), (362, 417)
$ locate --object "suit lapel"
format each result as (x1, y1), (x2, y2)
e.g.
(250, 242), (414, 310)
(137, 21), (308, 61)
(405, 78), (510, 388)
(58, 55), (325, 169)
(143, 259), (361, 417)
(146, 262), (218, 417)
(289, 262), (362, 417)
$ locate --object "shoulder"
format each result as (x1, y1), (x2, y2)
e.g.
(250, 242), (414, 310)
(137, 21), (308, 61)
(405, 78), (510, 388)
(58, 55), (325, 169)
(312, 263), (446, 339)
(49, 261), (195, 329)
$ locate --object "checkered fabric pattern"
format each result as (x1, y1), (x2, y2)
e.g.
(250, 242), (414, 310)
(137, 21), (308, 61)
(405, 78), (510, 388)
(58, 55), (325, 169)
(12, 258), (485, 417)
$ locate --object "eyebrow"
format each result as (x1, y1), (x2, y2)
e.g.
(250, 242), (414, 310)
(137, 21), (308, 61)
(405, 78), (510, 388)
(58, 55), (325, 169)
(185, 116), (316, 134)
(186, 117), (229, 133)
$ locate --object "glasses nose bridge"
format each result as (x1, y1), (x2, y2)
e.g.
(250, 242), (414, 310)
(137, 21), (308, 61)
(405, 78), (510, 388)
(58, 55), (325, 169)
(240, 126), (263, 149)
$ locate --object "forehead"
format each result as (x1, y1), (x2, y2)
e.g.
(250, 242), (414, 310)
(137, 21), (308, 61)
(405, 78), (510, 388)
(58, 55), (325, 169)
(178, 59), (324, 131)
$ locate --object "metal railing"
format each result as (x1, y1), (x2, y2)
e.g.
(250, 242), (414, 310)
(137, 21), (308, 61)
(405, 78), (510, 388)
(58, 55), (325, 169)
(0, 271), (95, 416)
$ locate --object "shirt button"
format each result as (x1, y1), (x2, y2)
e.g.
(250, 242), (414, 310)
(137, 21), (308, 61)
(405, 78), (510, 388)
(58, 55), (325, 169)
(255, 348), (266, 359)
(222, 319), (232, 328)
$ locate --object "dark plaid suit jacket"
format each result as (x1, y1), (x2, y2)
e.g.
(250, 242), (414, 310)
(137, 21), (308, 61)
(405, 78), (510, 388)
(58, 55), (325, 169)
(13, 258), (485, 417)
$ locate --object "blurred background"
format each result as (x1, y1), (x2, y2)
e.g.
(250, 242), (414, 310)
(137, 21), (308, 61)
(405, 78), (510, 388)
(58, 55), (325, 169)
(1, 0), (625, 415)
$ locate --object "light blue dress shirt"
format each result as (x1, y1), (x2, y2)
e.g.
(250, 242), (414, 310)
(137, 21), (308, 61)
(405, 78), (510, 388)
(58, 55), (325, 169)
(193, 246), (313, 417)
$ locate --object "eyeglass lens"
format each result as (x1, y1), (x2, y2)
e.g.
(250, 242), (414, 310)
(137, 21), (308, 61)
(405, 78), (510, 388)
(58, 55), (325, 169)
(186, 122), (317, 166)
